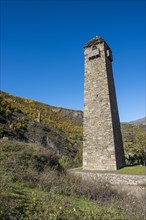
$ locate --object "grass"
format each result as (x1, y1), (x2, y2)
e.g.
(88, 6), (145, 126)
(71, 165), (146, 175)
(1, 179), (127, 220)
(0, 140), (145, 219)
(116, 165), (146, 175)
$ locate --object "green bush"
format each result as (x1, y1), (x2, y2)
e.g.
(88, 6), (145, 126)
(59, 155), (72, 168)
(6, 108), (11, 118)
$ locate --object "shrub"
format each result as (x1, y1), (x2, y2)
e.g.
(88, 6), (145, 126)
(33, 149), (63, 172)
(59, 155), (72, 168)
(6, 108), (11, 118)
(8, 123), (14, 129)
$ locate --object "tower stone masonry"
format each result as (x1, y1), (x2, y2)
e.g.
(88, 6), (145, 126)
(83, 37), (125, 170)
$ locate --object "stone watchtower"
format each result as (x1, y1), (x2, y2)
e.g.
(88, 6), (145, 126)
(83, 36), (125, 170)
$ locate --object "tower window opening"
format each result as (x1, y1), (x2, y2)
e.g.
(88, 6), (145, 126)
(92, 45), (97, 50)
(89, 55), (99, 60)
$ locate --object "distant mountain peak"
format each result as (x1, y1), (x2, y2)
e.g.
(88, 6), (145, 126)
(128, 117), (146, 126)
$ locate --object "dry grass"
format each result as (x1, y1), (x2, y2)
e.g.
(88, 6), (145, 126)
(0, 139), (145, 220)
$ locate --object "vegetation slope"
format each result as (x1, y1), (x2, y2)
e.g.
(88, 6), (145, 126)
(0, 91), (83, 167)
(0, 139), (145, 220)
(0, 90), (146, 166)
(0, 91), (146, 219)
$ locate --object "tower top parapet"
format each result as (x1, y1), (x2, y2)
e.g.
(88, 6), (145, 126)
(84, 36), (111, 51)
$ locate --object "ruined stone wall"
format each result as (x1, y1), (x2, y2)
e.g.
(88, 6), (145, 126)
(83, 37), (125, 170)
(70, 170), (146, 186)
(70, 170), (146, 198)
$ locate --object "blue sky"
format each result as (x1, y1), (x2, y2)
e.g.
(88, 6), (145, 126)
(1, 0), (145, 122)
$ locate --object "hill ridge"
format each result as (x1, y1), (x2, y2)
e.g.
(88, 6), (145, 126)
(128, 117), (146, 126)
(0, 90), (83, 167)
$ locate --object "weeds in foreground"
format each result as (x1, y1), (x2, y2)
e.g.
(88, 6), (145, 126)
(0, 140), (145, 220)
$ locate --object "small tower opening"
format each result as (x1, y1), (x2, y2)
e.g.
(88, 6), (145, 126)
(92, 45), (97, 50)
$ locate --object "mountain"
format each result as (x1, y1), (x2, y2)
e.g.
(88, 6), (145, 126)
(128, 117), (146, 126)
